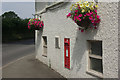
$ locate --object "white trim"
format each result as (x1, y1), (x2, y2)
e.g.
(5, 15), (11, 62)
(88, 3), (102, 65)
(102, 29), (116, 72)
(89, 54), (102, 59)
(86, 69), (103, 78)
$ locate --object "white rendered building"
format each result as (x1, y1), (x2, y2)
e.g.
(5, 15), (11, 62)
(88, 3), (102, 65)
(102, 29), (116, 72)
(35, 1), (119, 78)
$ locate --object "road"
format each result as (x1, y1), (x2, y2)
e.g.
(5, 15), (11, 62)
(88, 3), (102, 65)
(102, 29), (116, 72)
(2, 39), (35, 66)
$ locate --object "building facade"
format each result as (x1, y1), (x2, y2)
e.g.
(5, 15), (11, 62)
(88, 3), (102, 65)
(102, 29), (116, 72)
(35, 1), (118, 78)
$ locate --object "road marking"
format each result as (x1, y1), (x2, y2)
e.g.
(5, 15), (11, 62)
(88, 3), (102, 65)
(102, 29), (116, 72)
(0, 53), (35, 69)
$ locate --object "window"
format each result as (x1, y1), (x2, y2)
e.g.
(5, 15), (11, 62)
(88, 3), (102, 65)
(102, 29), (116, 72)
(87, 40), (103, 78)
(42, 36), (47, 57)
(55, 36), (60, 49)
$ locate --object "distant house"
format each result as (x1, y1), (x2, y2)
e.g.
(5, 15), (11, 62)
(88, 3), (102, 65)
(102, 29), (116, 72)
(35, 0), (118, 78)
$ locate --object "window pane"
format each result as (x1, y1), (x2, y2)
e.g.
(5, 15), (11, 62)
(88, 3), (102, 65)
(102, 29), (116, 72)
(43, 36), (47, 45)
(91, 41), (102, 56)
(55, 38), (58, 48)
(90, 57), (103, 73)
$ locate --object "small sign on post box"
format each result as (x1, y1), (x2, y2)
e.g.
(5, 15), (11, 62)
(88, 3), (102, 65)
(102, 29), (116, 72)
(64, 38), (70, 69)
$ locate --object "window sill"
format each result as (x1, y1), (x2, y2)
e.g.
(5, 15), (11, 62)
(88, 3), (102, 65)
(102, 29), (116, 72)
(86, 69), (103, 78)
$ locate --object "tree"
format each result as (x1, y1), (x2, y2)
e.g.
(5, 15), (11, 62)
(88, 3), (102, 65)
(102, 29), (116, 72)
(2, 11), (34, 42)
(2, 11), (20, 19)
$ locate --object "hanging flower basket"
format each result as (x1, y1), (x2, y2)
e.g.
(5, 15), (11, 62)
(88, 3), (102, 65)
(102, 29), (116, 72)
(28, 18), (44, 30)
(76, 19), (90, 30)
(67, 0), (101, 32)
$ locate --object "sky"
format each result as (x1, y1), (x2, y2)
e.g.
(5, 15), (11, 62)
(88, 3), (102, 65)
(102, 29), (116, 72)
(2, 1), (35, 19)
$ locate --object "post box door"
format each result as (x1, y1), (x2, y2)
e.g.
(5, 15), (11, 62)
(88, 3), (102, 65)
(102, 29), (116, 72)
(64, 38), (70, 69)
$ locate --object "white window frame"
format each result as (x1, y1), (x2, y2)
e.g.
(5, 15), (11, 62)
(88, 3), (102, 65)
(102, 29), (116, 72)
(55, 36), (60, 49)
(87, 40), (103, 78)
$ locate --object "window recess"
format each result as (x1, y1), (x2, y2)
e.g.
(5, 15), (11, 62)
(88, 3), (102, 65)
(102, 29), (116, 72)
(55, 36), (60, 49)
(42, 36), (47, 57)
(87, 40), (103, 78)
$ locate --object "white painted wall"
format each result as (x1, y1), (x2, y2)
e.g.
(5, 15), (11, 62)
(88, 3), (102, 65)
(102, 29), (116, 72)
(35, 2), (118, 78)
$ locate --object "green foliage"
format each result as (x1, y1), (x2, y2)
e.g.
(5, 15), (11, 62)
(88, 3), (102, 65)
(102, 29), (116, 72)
(2, 11), (34, 43)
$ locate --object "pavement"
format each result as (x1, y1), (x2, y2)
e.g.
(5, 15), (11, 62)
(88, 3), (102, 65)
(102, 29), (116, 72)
(2, 54), (66, 79)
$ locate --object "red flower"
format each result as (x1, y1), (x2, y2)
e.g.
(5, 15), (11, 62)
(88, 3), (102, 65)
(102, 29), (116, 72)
(94, 27), (97, 29)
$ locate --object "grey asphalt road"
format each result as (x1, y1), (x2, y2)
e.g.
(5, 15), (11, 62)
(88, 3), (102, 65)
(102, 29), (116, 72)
(2, 39), (35, 66)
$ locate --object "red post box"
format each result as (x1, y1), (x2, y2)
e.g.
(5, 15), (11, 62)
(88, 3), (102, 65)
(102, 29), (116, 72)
(64, 38), (70, 69)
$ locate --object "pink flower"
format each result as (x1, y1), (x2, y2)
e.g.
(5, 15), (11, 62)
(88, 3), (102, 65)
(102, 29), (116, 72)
(39, 24), (41, 27)
(75, 13), (77, 16)
(76, 16), (81, 21)
(74, 16), (76, 21)
(96, 19), (101, 23)
(37, 23), (39, 26)
(35, 21), (37, 24)
(75, 10), (78, 13)
(86, 13), (90, 16)
(78, 14), (82, 17)
(95, 10), (97, 13)
(28, 21), (30, 25)
(28, 25), (30, 29)
(89, 12), (93, 15)
(89, 16), (93, 20)
(93, 14), (96, 17)
(91, 20), (94, 23)
(84, 15), (86, 17)
(97, 15), (100, 19)
(67, 13), (71, 18)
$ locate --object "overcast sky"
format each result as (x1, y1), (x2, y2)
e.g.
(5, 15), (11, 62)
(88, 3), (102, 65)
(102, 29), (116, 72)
(2, 2), (35, 19)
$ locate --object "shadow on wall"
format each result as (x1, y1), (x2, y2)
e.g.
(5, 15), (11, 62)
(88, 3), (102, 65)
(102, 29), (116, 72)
(36, 30), (43, 56)
(71, 26), (99, 73)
